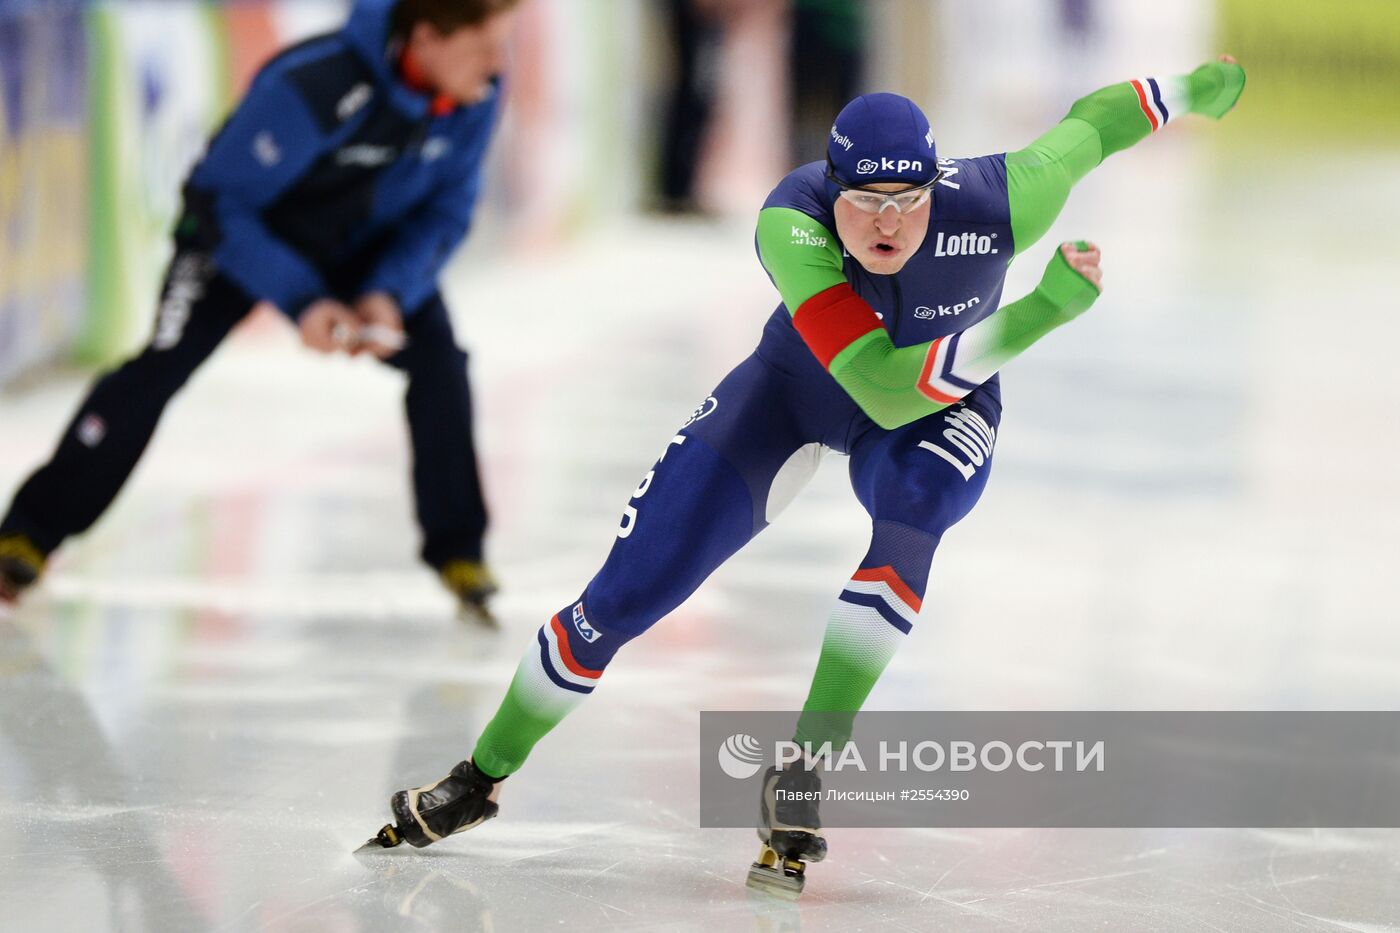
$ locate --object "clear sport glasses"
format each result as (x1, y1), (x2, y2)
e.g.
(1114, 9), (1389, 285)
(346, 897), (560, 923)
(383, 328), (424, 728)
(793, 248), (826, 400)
(827, 163), (944, 215)
(823, 159), (946, 212)
(838, 185), (934, 214)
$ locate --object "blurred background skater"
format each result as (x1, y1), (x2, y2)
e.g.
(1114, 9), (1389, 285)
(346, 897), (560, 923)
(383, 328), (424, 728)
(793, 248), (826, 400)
(0, 0), (519, 624)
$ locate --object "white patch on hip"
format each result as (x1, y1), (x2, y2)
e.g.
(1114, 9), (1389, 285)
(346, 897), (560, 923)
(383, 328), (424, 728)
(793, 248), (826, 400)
(765, 442), (827, 523)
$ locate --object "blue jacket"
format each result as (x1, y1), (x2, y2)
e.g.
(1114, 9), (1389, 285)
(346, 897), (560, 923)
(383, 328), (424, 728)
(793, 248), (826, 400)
(183, 0), (501, 317)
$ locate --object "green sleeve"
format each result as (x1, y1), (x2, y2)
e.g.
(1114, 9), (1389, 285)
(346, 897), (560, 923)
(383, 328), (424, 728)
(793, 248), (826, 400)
(826, 331), (939, 428)
(829, 247), (1101, 430)
(1006, 61), (1246, 256)
(755, 206), (848, 312)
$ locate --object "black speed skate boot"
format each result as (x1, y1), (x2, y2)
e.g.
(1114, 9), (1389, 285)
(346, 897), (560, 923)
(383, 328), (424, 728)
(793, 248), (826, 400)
(0, 534), (46, 607)
(747, 764), (828, 898)
(439, 560), (499, 628)
(359, 760), (502, 851)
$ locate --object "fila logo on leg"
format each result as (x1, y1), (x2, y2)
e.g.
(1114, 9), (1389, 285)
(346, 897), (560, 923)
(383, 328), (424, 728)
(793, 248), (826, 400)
(572, 602), (601, 643)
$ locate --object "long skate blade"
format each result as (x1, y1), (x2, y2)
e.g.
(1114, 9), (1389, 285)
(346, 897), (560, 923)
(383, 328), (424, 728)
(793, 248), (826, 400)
(746, 862), (805, 899)
(355, 823), (405, 853)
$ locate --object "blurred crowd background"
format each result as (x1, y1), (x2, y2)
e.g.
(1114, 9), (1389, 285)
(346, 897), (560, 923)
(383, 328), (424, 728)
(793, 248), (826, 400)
(2, 0), (1398, 388)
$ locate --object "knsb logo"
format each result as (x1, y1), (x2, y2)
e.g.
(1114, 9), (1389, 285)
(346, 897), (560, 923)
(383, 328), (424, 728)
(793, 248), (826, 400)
(856, 157), (924, 175)
(571, 603), (600, 643)
(718, 733), (764, 779)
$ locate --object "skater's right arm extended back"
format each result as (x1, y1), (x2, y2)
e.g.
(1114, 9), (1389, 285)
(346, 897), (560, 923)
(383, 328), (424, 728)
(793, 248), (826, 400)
(1004, 59), (1246, 255)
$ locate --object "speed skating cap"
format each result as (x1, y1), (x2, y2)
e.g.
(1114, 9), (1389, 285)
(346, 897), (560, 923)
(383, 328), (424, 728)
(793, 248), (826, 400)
(826, 92), (938, 189)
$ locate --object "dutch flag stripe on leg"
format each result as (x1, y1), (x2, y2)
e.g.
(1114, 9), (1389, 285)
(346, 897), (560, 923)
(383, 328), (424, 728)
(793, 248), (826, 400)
(537, 614), (602, 693)
(838, 565), (922, 633)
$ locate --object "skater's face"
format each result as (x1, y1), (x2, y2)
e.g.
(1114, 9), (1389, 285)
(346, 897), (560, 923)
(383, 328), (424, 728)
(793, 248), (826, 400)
(407, 11), (516, 105)
(833, 182), (932, 275)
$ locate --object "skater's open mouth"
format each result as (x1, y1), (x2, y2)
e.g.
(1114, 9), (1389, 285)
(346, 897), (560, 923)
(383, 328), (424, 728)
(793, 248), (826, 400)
(873, 242), (898, 254)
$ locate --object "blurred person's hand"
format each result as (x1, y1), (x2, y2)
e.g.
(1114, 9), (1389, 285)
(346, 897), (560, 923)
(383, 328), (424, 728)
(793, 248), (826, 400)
(354, 292), (405, 359)
(1219, 54), (1237, 64)
(1061, 241), (1103, 292)
(299, 299), (361, 354)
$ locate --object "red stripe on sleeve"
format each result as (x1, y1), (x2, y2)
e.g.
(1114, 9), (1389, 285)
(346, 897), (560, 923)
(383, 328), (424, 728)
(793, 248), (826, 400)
(791, 283), (885, 370)
(918, 383), (963, 404)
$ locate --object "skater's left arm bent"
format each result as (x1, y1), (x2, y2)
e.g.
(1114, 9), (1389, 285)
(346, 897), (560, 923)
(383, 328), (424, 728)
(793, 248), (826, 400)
(1005, 56), (1246, 255)
(758, 204), (1103, 429)
(831, 243), (1103, 428)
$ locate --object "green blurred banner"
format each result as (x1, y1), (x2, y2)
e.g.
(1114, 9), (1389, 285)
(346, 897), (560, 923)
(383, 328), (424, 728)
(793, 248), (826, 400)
(1219, 0), (1400, 142)
(83, 2), (230, 366)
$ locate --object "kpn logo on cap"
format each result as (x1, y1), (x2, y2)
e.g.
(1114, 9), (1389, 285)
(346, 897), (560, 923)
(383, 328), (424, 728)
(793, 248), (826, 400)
(718, 733), (765, 779)
(827, 92), (938, 188)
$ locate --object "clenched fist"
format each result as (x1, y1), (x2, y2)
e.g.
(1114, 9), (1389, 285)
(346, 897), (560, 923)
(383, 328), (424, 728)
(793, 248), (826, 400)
(1060, 241), (1103, 293)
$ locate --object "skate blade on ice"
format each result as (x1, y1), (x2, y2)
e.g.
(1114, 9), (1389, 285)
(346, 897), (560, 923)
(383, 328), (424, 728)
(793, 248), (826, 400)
(355, 798), (500, 854)
(355, 823), (406, 854)
(746, 844), (805, 899)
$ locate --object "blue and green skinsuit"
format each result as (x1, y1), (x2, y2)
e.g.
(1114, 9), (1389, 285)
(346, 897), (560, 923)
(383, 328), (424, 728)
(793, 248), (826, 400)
(464, 63), (1245, 778)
